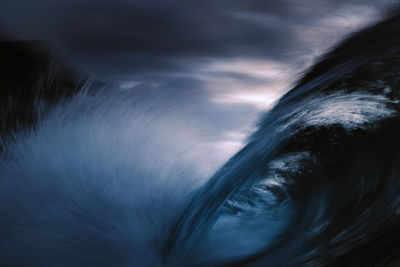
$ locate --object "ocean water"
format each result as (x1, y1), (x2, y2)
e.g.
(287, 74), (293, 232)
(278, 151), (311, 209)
(1, 9), (400, 267)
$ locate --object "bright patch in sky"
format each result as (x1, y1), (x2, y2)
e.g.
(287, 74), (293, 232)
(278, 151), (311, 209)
(194, 58), (292, 110)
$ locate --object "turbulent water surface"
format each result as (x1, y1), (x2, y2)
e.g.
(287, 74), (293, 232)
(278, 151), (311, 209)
(1, 9), (400, 267)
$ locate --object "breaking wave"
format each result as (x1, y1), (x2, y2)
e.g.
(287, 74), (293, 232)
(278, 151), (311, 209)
(1, 8), (400, 267)
(164, 10), (400, 266)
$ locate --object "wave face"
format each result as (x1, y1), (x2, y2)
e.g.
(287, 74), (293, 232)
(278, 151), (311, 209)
(163, 11), (400, 266)
(1, 9), (400, 267)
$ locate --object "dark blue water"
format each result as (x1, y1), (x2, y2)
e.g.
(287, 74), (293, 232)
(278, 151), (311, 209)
(163, 10), (400, 266)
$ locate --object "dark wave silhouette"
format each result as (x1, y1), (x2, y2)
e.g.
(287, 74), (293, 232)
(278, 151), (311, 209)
(164, 10), (400, 266)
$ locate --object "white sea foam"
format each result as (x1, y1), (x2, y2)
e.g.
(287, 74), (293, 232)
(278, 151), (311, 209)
(287, 91), (397, 131)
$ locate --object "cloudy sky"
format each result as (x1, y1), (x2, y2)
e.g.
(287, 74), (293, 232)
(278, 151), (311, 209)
(1, 0), (398, 163)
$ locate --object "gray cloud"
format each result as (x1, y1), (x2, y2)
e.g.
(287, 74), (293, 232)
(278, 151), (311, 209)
(1, 0), (395, 74)
(1, 0), (398, 156)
